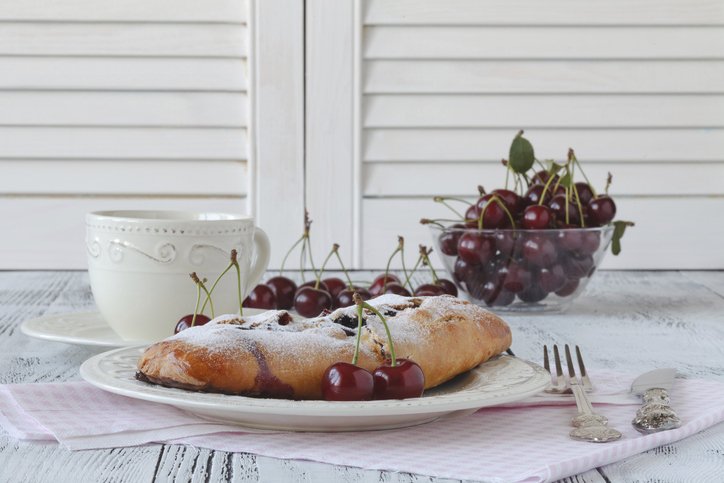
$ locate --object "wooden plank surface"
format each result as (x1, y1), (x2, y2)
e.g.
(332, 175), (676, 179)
(364, 95), (724, 128)
(0, 23), (246, 57)
(1, 270), (724, 482)
(364, 60), (724, 94)
(0, 58), (247, 91)
(364, 26), (724, 59)
(364, 0), (724, 26)
(0, 0), (248, 22)
(0, 92), (246, 127)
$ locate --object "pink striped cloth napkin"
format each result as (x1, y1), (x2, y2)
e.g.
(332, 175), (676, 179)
(2, 374), (724, 483)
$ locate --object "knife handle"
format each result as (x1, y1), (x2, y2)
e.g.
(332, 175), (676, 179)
(632, 388), (682, 434)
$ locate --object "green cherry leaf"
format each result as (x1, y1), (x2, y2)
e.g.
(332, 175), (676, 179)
(558, 172), (573, 188)
(547, 162), (564, 177)
(509, 131), (535, 174)
(611, 220), (635, 256)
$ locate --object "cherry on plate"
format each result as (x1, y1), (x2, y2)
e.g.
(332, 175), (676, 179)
(322, 362), (374, 401)
(414, 283), (446, 297)
(369, 274), (401, 296)
(435, 278), (458, 296)
(384, 282), (412, 297)
(322, 277), (347, 298)
(294, 286), (333, 317)
(373, 358), (425, 400)
(335, 287), (371, 308)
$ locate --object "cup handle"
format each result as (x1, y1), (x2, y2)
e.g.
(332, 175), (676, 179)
(246, 226), (271, 295)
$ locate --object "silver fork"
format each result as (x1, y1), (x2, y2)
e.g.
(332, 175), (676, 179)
(545, 344), (623, 443)
(543, 344), (593, 394)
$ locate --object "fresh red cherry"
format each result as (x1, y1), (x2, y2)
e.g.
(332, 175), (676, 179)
(322, 362), (374, 401)
(322, 277), (347, 298)
(579, 231), (601, 256)
(265, 276), (297, 310)
(532, 170), (559, 186)
(436, 278), (458, 296)
(464, 204), (480, 228)
(369, 274), (401, 296)
(539, 264), (566, 293)
(438, 224), (465, 256)
(574, 182), (595, 205)
(335, 287), (371, 308)
(480, 280), (514, 306)
(294, 286), (333, 317)
(493, 231), (516, 258)
(562, 255), (595, 279)
(492, 189), (524, 215)
(299, 280), (330, 293)
(457, 232), (495, 265)
(453, 257), (480, 286)
(522, 235), (558, 267)
(174, 313), (211, 334)
(556, 226), (585, 252)
(549, 194), (583, 226)
(414, 283), (446, 296)
(475, 194), (510, 228)
(587, 196), (617, 226)
(242, 284), (277, 309)
(499, 262), (532, 293)
(384, 282), (412, 296)
(522, 205), (553, 230)
(373, 358), (425, 400)
(556, 278), (580, 297)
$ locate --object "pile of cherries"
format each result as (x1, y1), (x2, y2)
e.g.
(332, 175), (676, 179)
(243, 215), (458, 318)
(426, 132), (631, 308)
(321, 293), (425, 401)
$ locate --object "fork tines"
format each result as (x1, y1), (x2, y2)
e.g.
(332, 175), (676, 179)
(543, 344), (593, 393)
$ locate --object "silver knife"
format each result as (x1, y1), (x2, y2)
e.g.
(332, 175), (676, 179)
(630, 368), (682, 434)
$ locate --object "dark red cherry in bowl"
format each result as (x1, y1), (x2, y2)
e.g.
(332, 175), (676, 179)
(574, 182), (595, 205)
(369, 274), (401, 296)
(475, 194), (510, 228)
(174, 313), (211, 334)
(242, 284), (277, 310)
(373, 358), (425, 400)
(464, 204), (480, 228)
(322, 277), (347, 298)
(492, 189), (524, 215)
(335, 287), (371, 308)
(457, 232), (495, 265)
(265, 276), (297, 310)
(384, 282), (412, 296)
(414, 283), (446, 297)
(587, 196), (617, 226)
(549, 194), (583, 226)
(521, 205), (553, 230)
(322, 362), (374, 401)
(438, 224), (465, 256)
(294, 286), (333, 318)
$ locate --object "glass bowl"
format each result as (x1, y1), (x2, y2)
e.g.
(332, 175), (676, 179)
(429, 225), (614, 313)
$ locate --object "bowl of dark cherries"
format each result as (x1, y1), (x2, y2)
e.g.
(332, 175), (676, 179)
(425, 132), (633, 313)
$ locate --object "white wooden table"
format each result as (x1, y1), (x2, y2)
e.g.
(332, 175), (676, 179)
(1, 270), (723, 483)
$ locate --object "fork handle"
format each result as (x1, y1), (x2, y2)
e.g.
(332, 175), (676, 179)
(570, 383), (608, 427)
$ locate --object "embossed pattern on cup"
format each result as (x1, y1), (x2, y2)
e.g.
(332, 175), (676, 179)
(86, 210), (270, 341)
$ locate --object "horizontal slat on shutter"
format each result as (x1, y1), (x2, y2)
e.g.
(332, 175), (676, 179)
(0, 24), (246, 57)
(365, 60), (724, 94)
(364, 26), (724, 60)
(363, 162), (724, 197)
(0, 160), (247, 196)
(364, 129), (724, 162)
(0, 92), (246, 127)
(361, 197), (724, 269)
(0, 58), (247, 91)
(0, 0), (247, 23)
(0, 196), (247, 270)
(0, 127), (246, 159)
(364, 0), (724, 26)
(364, 95), (724, 128)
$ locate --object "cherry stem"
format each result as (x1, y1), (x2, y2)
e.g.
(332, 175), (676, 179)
(279, 235), (304, 276)
(333, 248), (355, 289)
(189, 273), (202, 327)
(419, 218), (447, 229)
(433, 196), (464, 219)
(383, 239), (403, 292)
(534, 158), (547, 172)
(605, 172), (613, 195)
(570, 162), (586, 227)
(198, 250), (238, 316)
(304, 235), (319, 281)
(234, 259), (243, 316)
(351, 303), (365, 365)
(315, 244), (337, 290)
(420, 246), (439, 283)
(403, 253), (424, 290)
(193, 272), (215, 319)
(478, 195), (515, 229)
(538, 170), (558, 206)
(398, 237), (410, 289)
(299, 240), (306, 283)
(354, 293), (396, 367)
(569, 149), (597, 198)
(565, 185), (571, 225)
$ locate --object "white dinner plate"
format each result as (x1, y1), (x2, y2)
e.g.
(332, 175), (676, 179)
(80, 347), (550, 432)
(21, 309), (271, 348)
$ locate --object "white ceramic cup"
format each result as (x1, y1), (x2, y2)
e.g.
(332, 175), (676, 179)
(86, 210), (270, 341)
